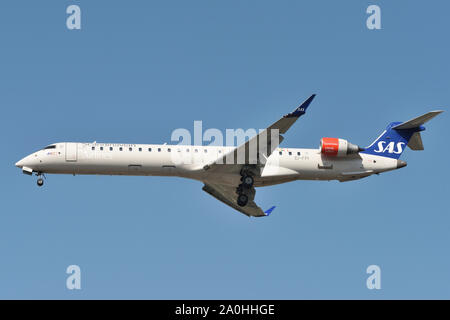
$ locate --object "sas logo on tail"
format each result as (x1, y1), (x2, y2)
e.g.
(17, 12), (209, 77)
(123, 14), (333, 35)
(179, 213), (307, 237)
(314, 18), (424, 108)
(374, 141), (405, 154)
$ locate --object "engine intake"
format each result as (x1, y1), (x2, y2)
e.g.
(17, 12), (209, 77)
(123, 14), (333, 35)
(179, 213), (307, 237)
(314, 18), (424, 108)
(320, 137), (364, 157)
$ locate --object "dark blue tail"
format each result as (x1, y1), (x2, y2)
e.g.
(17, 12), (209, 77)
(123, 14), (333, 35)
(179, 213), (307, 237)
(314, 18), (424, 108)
(361, 122), (424, 159)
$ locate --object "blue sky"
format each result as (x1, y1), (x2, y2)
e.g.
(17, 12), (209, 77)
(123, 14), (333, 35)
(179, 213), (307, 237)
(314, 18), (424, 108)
(1, 1), (448, 299)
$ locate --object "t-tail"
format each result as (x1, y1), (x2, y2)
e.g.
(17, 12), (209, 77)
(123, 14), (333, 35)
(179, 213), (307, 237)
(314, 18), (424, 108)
(361, 111), (443, 159)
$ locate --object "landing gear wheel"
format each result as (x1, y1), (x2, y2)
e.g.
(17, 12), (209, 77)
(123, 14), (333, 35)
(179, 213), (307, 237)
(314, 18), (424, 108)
(37, 178), (44, 187)
(237, 194), (248, 207)
(242, 175), (254, 187)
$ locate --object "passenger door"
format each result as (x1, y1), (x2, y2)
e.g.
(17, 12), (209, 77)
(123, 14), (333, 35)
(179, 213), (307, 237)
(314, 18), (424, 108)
(65, 143), (78, 162)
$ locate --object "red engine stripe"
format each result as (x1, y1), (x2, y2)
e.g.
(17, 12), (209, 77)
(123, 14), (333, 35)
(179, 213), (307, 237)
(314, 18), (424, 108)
(321, 137), (339, 156)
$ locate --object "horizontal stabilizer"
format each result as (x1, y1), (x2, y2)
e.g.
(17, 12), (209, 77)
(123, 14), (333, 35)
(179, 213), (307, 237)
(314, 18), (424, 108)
(393, 110), (443, 130)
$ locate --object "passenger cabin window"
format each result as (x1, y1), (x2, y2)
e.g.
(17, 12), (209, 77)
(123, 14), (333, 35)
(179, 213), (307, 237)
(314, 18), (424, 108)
(129, 147), (132, 151)
(148, 148), (152, 152)
(158, 148), (161, 152)
(168, 148), (171, 152)
(44, 145), (56, 150)
(186, 148), (190, 152)
(119, 147), (123, 151)
(92, 146), (95, 151)
(204, 149), (207, 153)
(139, 147), (142, 152)
(279, 151), (282, 155)
(110, 147), (113, 151)
(195, 149), (198, 153)
(297, 152), (301, 156)
(288, 152), (292, 156)
(100, 147), (104, 151)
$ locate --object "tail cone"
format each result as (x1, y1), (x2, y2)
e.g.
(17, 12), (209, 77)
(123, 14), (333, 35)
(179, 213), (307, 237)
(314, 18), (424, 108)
(397, 160), (407, 168)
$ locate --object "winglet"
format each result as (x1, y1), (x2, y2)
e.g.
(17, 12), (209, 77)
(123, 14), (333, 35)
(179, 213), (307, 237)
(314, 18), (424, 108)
(284, 94), (316, 118)
(264, 206), (276, 216)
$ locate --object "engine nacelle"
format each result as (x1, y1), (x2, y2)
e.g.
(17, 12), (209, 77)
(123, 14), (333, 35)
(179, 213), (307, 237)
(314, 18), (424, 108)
(320, 137), (363, 157)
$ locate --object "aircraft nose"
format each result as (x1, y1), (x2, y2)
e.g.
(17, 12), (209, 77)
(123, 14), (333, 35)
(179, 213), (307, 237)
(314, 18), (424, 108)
(15, 154), (36, 169)
(15, 158), (25, 168)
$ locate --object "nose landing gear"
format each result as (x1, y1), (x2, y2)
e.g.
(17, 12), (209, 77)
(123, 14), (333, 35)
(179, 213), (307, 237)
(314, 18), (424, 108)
(36, 173), (45, 187)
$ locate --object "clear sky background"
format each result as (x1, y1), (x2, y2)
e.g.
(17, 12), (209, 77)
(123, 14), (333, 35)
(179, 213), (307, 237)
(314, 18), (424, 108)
(0, 1), (448, 299)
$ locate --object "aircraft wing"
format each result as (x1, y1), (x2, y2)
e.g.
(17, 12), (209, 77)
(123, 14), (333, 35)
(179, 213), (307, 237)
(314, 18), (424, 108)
(204, 94), (316, 174)
(202, 183), (275, 217)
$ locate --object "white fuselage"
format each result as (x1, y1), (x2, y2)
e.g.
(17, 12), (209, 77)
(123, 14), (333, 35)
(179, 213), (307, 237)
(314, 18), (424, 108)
(15, 142), (403, 187)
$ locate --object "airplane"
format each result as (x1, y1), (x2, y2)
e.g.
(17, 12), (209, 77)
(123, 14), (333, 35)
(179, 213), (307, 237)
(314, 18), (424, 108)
(15, 95), (443, 217)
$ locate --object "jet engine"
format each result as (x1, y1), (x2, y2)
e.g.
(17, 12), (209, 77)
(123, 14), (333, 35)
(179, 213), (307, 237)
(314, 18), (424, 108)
(320, 137), (364, 157)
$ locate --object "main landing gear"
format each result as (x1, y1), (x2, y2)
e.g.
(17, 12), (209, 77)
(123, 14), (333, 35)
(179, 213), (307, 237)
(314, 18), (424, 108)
(237, 194), (248, 207)
(242, 175), (254, 188)
(236, 167), (256, 207)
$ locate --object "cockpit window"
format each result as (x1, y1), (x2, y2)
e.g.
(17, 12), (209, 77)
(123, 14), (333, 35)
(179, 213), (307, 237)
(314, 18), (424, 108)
(43, 145), (56, 150)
